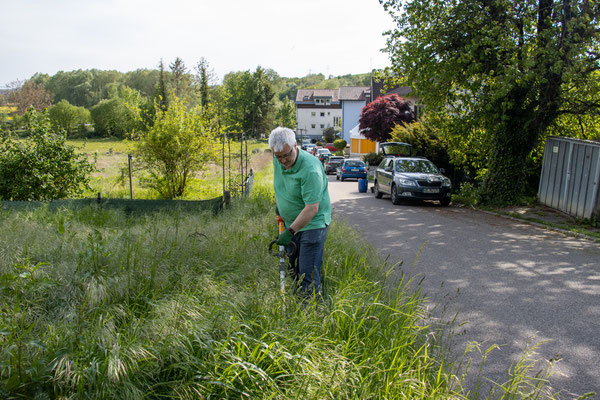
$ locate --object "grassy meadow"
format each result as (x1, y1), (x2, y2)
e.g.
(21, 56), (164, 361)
(71, 138), (272, 200)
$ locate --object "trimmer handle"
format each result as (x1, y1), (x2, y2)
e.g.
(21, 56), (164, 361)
(268, 239), (297, 257)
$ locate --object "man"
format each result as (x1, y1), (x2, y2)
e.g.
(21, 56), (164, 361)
(269, 127), (331, 296)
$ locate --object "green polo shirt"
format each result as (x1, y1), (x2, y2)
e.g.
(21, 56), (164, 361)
(273, 149), (331, 231)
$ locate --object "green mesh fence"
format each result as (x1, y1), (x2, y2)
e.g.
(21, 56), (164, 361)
(0, 196), (224, 215)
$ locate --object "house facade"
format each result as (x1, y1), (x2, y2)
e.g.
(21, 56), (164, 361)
(295, 89), (342, 141)
(339, 86), (370, 144)
(294, 77), (421, 146)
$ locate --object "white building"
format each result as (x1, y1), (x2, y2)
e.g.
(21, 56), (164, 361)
(295, 89), (342, 142)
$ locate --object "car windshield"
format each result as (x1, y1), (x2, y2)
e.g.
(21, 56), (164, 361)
(318, 149), (330, 154)
(395, 159), (439, 174)
(381, 143), (412, 157)
(345, 160), (364, 167)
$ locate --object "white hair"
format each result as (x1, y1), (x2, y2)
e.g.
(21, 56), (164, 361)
(268, 127), (296, 152)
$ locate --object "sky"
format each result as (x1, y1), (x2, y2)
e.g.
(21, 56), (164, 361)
(0, 0), (398, 88)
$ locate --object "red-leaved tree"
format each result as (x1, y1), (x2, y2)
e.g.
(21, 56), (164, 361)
(358, 94), (416, 142)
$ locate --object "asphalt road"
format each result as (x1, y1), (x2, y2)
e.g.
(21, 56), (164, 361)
(327, 175), (600, 399)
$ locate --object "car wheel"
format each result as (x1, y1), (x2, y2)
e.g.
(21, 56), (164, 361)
(391, 185), (401, 205)
(336, 174), (339, 180)
(374, 181), (383, 199)
(439, 198), (451, 207)
(340, 176), (345, 182)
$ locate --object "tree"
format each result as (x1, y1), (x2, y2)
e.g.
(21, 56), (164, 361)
(0, 109), (95, 200)
(223, 67), (275, 137)
(275, 97), (296, 129)
(9, 80), (53, 115)
(48, 99), (91, 136)
(133, 96), (220, 199)
(44, 70), (96, 108)
(155, 59), (169, 111)
(90, 86), (142, 138)
(245, 66), (275, 137)
(124, 69), (160, 98)
(381, 0), (600, 204)
(322, 127), (339, 143)
(358, 94), (416, 142)
(195, 58), (215, 110)
(169, 57), (189, 99)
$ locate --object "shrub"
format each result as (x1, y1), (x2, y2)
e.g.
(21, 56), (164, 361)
(0, 109), (96, 200)
(48, 99), (91, 137)
(451, 182), (480, 207)
(132, 97), (220, 199)
(90, 97), (139, 138)
(390, 118), (452, 173)
(333, 139), (347, 151)
(363, 152), (384, 166)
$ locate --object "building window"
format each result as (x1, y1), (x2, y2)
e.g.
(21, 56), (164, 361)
(311, 112), (316, 117)
(311, 124), (316, 129)
(327, 112), (330, 116)
(320, 124), (325, 129)
(320, 112), (325, 117)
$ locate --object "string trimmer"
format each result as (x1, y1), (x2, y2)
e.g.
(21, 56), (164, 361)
(268, 216), (297, 293)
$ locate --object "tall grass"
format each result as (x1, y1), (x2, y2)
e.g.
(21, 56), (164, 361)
(0, 187), (559, 399)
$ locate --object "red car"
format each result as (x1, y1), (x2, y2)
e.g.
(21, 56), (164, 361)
(324, 143), (337, 152)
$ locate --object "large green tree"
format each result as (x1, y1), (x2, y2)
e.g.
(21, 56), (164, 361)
(123, 69), (161, 98)
(223, 67), (275, 137)
(382, 0), (600, 204)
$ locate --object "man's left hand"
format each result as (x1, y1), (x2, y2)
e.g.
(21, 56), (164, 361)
(276, 230), (293, 246)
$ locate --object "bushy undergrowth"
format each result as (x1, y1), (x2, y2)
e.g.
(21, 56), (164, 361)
(0, 190), (558, 399)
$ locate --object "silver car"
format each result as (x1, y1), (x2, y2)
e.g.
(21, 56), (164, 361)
(373, 157), (451, 206)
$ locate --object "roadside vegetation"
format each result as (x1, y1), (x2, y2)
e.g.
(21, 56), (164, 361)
(0, 184), (561, 398)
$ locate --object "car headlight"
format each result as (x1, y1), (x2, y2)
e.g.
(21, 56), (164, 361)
(397, 178), (417, 186)
(442, 178), (451, 187)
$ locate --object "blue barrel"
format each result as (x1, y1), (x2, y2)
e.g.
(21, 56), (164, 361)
(358, 178), (368, 193)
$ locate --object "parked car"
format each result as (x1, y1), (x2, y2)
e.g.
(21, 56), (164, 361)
(336, 159), (367, 181)
(304, 143), (316, 154)
(324, 143), (337, 152)
(325, 156), (345, 174)
(373, 157), (451, 206)
(316, 148), (331, 162)
(301, 140), (312, 150)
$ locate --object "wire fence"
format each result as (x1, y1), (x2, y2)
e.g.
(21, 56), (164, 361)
(0, 196), (224, 215)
